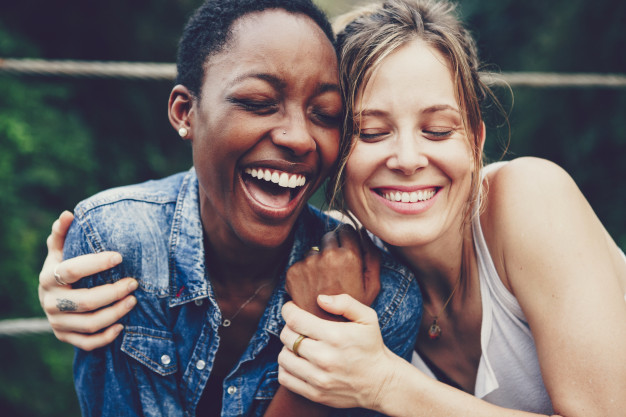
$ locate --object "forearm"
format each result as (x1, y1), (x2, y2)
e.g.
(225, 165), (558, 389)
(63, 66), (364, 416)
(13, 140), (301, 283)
(263, 387), (330, 417)
(375, 354), (559, 417)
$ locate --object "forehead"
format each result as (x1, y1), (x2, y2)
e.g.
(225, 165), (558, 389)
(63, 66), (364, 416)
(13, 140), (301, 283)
(358, 39), (457, 110)
(203, 9), (337, 81)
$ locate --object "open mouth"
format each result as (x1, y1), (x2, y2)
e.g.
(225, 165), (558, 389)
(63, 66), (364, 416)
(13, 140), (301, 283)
(377, 187), (438, 203)
(243, 167), (307, 209)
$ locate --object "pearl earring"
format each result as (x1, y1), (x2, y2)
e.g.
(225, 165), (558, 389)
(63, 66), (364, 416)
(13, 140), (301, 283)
(178, 127), (188, 138)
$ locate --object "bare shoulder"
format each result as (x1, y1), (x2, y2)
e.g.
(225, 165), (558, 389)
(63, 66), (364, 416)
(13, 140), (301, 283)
(482, 157), (581, 230)
(485, 157), (575, 203)
(480, 157), (605, 290)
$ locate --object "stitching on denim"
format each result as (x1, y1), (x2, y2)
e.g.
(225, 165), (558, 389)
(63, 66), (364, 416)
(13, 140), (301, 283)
(168, 170), (190, 303)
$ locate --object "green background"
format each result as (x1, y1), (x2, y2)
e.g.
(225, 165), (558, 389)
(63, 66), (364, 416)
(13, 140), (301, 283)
(0, 0), (624, 415)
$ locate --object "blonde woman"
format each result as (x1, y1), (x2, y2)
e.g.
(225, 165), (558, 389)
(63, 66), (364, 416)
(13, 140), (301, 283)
(277, 1), (626, 416)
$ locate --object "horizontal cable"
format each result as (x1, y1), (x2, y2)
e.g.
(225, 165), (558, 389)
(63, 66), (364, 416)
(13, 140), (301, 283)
(0, 318), (53, 337)
(1, 58), (626, 88)
(483, 72), (626, 88)
(0, 58), (176, 80)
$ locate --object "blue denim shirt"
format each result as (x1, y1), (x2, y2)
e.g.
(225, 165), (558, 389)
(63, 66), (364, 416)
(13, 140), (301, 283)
(65, 168), (422, 417)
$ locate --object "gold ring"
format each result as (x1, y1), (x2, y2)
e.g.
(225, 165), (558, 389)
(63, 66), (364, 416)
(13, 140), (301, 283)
(53, 265), (68, 286)
(292, 334), (306, 357)
(310, 246), (320, 252)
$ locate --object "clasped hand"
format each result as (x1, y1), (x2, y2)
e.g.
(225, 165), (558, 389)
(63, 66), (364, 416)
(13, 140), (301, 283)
(278, 225), (399, 409)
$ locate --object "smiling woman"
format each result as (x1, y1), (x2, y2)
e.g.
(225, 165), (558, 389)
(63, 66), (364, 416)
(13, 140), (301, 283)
(277, 1), (626, 416)
(171, 9), (342, 250)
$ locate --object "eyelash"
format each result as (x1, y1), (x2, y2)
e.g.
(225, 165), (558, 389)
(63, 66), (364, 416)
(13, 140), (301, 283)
(228, 98), (278, 114)
(423, 129), (454, 140)
(358, 131), (388, 142)
(358, 129), (454, 142)
(312, 110), (341, 128)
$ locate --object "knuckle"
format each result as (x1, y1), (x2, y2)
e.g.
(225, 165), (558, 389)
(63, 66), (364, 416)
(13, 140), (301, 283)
(75, 298), (91, 312)
(81, 323), (99, 335)
(47, 315), (60, 330)
(42, 295), (58, 314)
(308, 390), (324, 404)
(315, 352), (335, 372)
(54, 331), (68, 343)
(277, 348), (288, 365)
(279, 329), (289, 345)
(277, 371), (287, 385)
(79, 340), (97, 352)
(311, 373), (332, 390)
(45, 234), (54, 249)
(365, 308), (379, 322)
(63, 263), (80, 280)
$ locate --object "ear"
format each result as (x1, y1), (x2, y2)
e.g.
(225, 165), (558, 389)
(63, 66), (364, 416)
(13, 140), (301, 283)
(168, 84), (194, 139)
(478, 121), (486, 153)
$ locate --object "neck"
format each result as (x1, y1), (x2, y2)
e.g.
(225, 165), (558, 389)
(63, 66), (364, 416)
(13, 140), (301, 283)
(391, 224), (474, 308)
(203, 232), (291, 289)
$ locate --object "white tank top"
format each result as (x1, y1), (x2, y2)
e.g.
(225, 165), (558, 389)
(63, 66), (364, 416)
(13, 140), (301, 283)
(411, 192), (553, 412)
(411, 161), (626, 412)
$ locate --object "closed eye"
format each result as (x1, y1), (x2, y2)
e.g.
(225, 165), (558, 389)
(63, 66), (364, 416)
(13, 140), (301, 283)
(312, 110), (342, 128)
(423, 129), (454, 140)
(227, 97), (279, 115)
(358, 130), (389, 142)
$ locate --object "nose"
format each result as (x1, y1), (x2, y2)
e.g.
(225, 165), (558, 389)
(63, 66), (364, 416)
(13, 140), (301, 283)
(271, 111), (316, 156)
(386, 131), (428, 174)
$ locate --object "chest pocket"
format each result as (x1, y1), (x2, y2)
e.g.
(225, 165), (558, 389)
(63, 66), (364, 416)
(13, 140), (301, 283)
(121, 326), (178, 376)
(253, 369), (278, 400)
(248, 369), (279, 417)
(121, 326), (183, 416)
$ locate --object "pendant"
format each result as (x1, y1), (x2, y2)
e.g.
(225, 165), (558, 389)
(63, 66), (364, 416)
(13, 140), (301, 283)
(222, 319), (231, 327)
(428, 320), (441, 340)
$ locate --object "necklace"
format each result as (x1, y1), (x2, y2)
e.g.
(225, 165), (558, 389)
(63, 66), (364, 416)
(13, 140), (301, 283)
(424, 273), (462, 340)
(217, 281), (274, 327)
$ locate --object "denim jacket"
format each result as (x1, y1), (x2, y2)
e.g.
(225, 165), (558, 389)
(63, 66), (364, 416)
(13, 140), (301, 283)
(65, 168), (422, 417)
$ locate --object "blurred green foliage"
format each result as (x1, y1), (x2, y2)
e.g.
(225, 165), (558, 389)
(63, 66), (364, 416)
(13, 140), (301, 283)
(0, 0), (623, 415)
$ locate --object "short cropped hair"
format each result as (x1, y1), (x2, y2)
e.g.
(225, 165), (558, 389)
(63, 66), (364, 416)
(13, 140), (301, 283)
(176, 0), (335, 98)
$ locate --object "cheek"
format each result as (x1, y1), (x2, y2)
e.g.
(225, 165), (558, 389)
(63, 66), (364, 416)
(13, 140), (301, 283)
(317, 127), (341, 168)
(343, 143), (376, 208)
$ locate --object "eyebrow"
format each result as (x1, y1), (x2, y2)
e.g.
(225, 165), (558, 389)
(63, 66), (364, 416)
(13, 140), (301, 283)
(422, 104), (461, 114)
(231, 72), (287, 90)
(230, 73), (340, 96)
(359, 104), (460, 118)
(314, 83), (341, 96)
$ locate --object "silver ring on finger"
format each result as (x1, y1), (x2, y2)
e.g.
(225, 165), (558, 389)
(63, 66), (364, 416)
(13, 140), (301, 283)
(53, 265), (69, 286)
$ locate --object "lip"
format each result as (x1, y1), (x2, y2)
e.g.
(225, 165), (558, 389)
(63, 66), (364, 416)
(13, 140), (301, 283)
(238, 160), (317, 221)
(371, 185), (441, 215)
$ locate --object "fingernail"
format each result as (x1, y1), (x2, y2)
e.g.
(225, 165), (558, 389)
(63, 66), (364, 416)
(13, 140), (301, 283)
(128, 279), (138, 291)
(126, 296), (137, 309)
(114, 324), (124, 334)
(110, 253), (122, 265)
(318, 294), (332, 304)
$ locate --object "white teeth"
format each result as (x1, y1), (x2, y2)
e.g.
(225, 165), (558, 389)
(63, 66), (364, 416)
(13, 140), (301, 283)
(279, 173), (289, 187)
(382, 189), (436, 203)
(244, 168), (307, 189)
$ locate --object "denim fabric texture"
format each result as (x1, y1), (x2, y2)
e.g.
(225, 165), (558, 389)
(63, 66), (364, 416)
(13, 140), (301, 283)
(65, 168), (422, 417)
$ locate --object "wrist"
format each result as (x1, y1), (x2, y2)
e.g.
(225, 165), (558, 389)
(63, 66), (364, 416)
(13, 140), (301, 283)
(369, 351), (420, 416)
(364, 347), (406, 412)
